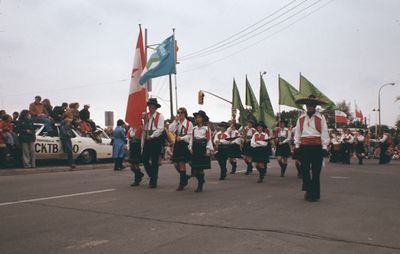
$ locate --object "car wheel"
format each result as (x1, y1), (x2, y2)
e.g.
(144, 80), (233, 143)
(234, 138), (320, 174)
(79, 150), (96, 164)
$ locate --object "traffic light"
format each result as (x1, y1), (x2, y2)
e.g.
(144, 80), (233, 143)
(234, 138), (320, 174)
(198, 91), (204, 105)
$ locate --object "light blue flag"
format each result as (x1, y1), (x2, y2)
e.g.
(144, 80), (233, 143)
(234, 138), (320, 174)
(139, 35), (176, 85)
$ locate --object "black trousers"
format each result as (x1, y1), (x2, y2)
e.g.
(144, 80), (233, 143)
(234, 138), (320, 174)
(299, 145), (323, 200)
(341, 143), (352, 164)
(142, 138), (163, 181)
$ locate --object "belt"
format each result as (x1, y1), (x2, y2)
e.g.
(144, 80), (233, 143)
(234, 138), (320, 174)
(300, 136), (321, 145)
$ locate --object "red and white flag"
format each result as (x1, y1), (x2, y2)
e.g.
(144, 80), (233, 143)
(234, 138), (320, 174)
(335, 110), (348, 124)
(355, 110), (363, 121)
(125, 26), (147, 129)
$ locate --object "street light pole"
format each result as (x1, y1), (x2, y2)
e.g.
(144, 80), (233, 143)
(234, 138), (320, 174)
(378, 83), (395, 135)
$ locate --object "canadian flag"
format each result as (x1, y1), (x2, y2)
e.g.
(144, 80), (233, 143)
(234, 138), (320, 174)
(335, 110), (348, 124)
(125, 26), (147, 129)
(355, 110), (363, 121)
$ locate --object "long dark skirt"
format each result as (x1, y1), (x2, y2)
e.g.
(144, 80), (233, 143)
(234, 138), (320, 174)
(172, 140), (191, 162)
(216, 144), (229, 161)
(129, 140), (142, 164)
(227, 144), (242, 158)
(242, 141), (253, 156)
(275, 143), (291, 157)
(191, 139), (211, 170)
(251, 146), (270, 163)
(355, 142), (365, 154)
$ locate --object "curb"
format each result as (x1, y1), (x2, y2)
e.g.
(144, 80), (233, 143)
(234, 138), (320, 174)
(0, 163), (114, 176)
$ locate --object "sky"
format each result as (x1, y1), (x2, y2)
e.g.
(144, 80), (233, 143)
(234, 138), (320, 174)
(1, 0), (399, 127)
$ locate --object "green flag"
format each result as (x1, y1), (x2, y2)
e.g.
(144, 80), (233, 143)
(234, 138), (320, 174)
(279, 76), (303, 110)
(232, 79), (248, 125)
(259, 74), (276, 129)
(299, 74), (336, 109)
(245, 76), (260, 121)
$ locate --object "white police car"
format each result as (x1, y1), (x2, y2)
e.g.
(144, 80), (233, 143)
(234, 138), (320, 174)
(34, 123), (113, 164)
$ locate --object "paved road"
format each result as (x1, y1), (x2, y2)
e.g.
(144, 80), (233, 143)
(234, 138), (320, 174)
(1, 159), (399, 254)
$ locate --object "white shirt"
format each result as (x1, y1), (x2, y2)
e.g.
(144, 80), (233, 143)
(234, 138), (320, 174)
(355, 135), (365, 142)
(214, 131), (230, 146)
(145, 111), (164, 138)
(169, 119), (193, 143)
(294, 112), (330, 149)
(189, 125), (214, 151)
(242, 127), (257, 141)
(341, 133), (354, 144)
(226, 128), (241, 145)
(276, 127), (291, 144)
(251, 131), (269, 148)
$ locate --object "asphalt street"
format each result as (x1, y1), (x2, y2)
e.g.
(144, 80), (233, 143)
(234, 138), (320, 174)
(1, 159), (399, 254)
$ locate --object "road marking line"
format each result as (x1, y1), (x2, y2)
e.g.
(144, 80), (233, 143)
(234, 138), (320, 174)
(0, 188), (115, 207)
(329, 176), (350, 179)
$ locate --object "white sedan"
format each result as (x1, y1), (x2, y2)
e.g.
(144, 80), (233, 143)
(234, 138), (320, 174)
(34, 123), (113, 164)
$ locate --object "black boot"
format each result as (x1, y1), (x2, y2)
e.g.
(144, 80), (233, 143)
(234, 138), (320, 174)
(230, 162), (237, 174)
(280, 164), (287, 177)
(176, 171), (185, 191)
(183, 172), (190, 187)
(257, 168), (265, 183)
(245, 162), (252, 175)
(219, 167), (227, 180)
(131, 169), (144, 186)
(296, 162), (302, 179)
(195, 173), (205, 192)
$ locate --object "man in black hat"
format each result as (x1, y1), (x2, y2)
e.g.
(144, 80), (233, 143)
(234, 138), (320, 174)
(142, 98), (165, 188)
(294, 95), (330, 202)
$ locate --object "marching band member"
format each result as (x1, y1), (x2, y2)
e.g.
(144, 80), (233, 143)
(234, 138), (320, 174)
(294, 95), (329, 202)
(169, 107), (193, 191)
(340, 128), (354, 164)
(274, 119), (292, 177)
(189, 110), (214, 192)
(354, 130), (366, 165)
(214, 122), (230, 180)
(142, 98), (165, 189)
(226, 120), (242, 174)
(329, 130), (341, 163)
(378, 129), (392, 164)
(128, 125), (144, 186)
(250, 121), (271, 183)
(241, 119), (256, 175)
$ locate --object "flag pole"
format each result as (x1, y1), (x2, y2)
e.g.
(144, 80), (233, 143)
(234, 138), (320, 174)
(168, 28), (176, 121)
(173, 28), (178, 111)
(278, 74), (281, 121)
(144, 27), (151, 95)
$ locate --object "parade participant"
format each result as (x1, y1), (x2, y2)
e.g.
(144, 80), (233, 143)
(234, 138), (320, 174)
(128, 125), (144, 186)
(378, 129), (392, 164)
(226, 120), (242, 174)
(241, 119), (256, 175)
(189, 110), (213, 192)
(16, 110), (36, 168)
(169, 107), (193, 191)
(60, 118), (76, 170)
(329, 130), (341, 163)
(291, 126), (303, 179)
(214, 122), (230, 180)
(112, 119), (127, 171)
(250, 121), (271, 183)
(294, 95), (329, 202)
(274, 119), (292, 177)
(142, 98), (165, 188)
(340, 128), (354, 164)
(354, 130), (366, 165)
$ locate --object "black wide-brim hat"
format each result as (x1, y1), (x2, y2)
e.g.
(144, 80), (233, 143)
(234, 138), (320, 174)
(218, 121), (229, 128)
(193, 110), (209, 122)
(295, 94), (327, 106)
(147, 98), (161, 108)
